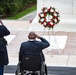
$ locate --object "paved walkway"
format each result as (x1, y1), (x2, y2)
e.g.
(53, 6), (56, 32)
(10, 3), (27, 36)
(18, 11), (37, 21)
(2, 10), (76, 75)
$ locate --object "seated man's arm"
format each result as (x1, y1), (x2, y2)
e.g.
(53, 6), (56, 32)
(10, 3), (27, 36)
(40, 37), (50, 49)
(36, 34), (50, 49)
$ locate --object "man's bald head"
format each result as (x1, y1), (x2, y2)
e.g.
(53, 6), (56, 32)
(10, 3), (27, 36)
(28, 31), (36, 39)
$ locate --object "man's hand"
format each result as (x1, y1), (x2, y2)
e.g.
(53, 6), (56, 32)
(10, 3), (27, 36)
(35, 34), (41, 39)
(0, 20), (3, 25)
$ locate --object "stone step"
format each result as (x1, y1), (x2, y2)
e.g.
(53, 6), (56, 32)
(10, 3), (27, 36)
(4, 65), (76, 75)
(47, 66), (76, 75)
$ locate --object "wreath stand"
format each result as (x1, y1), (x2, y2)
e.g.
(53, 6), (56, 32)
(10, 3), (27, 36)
(38, 6), (61, 54)
(43, 28), (62, 55)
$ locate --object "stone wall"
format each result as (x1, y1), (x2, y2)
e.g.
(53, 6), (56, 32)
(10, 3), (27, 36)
(37, 0), (76, 15)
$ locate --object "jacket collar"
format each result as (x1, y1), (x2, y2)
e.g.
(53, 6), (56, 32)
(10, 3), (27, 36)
(28, 39), (35, 41)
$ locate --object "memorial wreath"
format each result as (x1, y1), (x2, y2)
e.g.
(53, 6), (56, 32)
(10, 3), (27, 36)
(38, 7), (60, 29)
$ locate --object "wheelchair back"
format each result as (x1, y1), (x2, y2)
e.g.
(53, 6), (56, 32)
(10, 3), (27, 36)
(21, 55), (41, 71)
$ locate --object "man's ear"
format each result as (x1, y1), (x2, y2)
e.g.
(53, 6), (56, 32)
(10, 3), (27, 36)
(28, 35), (30, 39)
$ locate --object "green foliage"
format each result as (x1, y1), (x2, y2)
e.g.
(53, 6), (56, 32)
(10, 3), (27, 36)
(0, 0), (37, 18)
(8, 5), (36, 19)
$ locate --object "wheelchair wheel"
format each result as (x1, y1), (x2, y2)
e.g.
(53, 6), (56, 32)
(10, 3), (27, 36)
(40, 62), (47, 75)
(15, 62), (21, 75)
(15, 70), (21, 75)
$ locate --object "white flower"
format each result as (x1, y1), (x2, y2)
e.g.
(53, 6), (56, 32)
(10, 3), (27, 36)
(54, 12), (57, 16)
(40, 18), (44, 22)
(50, 22), (53, 25)
(41, 14), (44, 17)
(44, 9), (48, 12)
(54, 19), (57, 23)
(43, 22), (47, 26)
(50, 9), (54, 12)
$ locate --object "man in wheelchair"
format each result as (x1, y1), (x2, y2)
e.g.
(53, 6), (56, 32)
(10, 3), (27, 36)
(18, 32), (50, 75)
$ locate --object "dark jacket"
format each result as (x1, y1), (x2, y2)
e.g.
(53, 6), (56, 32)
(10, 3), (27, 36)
(0, 25), (10, 65)
(19, 37), (50, 61)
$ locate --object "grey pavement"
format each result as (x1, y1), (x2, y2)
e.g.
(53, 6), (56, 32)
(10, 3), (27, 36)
(18, 11), (37, 21)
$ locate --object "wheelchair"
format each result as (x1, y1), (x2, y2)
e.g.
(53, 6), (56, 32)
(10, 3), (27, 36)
(15, 54), (47, 75)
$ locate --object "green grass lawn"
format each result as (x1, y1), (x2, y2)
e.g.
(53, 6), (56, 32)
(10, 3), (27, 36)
(8, 5), (37, 19)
